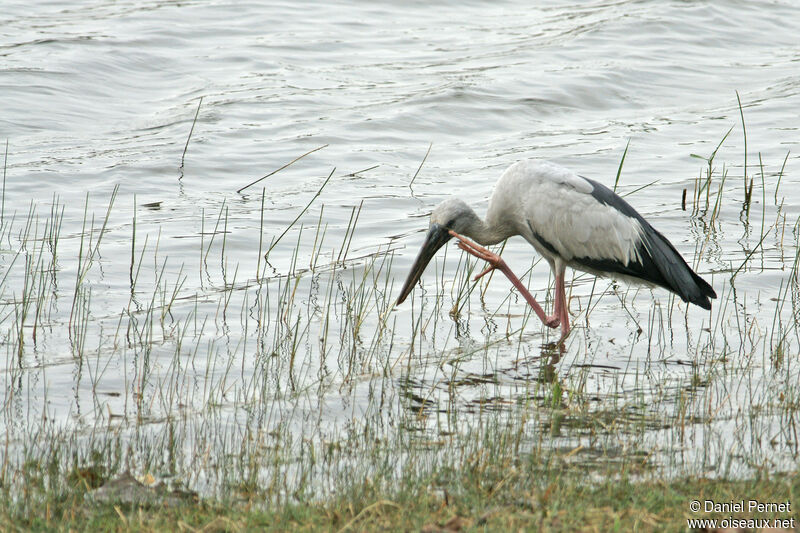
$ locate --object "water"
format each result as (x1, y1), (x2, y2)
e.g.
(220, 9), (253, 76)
(2, 0), (800, 496)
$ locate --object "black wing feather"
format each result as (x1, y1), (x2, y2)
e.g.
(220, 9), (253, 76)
(572, 177), (717, 309)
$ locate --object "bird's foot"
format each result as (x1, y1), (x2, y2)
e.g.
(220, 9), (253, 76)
(448, 230), (505, 280)
(544, 314), (560, 328)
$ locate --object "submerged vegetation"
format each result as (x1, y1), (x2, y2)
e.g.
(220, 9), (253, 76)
(1, 114), (799, 530)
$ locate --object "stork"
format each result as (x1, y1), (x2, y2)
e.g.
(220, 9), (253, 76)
(395, 160), (716, 340)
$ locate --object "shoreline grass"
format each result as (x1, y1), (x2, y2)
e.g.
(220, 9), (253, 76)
(2, 466), (796, 532)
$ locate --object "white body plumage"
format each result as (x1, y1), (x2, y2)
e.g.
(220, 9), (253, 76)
(486, 160), (647, 278)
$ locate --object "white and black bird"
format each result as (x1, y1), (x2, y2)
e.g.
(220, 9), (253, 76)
(396, 159), (716, 339)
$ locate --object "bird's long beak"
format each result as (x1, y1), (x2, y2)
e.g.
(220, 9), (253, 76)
(396, 223), (452, 305)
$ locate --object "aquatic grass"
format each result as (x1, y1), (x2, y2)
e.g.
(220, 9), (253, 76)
(0, 121), (799, 531)
(68, 186), (118, 339)
(409, 142), (432, 190)
(236, 144), (329, 194)
(180, 96), (203, 170)
(1, 140), (7, 227)
(775, 150), (790, 204)
(736, 91), (754, 212)
(690, 125), (732, 217)
(613, 138), (630, 193)
(265, 167), (334, 260)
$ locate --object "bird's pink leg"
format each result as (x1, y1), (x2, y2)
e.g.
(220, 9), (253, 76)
(555, 270), (570, 339)
(448, 230), (556, 330)
(545, 274), (561, 328)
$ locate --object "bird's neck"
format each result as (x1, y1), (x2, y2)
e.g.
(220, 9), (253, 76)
(465, 212), (513, 246)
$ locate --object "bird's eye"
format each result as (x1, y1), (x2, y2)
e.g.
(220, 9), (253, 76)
(446, 218), (456, 229)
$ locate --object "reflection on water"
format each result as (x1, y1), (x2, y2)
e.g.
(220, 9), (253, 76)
(1, 0), (800, 497)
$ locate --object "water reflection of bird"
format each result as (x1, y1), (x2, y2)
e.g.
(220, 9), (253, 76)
(396, 159), (716, 340)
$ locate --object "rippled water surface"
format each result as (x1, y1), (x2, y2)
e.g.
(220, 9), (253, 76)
(2, 0), (800, 496)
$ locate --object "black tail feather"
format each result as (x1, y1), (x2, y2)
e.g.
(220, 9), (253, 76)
(645, 227), (716, 310)
(572, 224), (716, 309)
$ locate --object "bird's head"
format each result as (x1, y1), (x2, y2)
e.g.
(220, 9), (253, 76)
(429, 198), (480, 234)
(396, 199), (479, 305)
